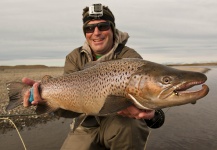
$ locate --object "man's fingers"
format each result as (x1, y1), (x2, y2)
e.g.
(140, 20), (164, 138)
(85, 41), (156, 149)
(118, 106), (138, 118)
(136, 110), (155, 120)
(31, 82), (43, 105)
(21, 78), (43, 107)
(23, 90), (31, 107)
(126, 105), (141, 116)
(22, 77), (35, 86)
(118, 105), (155, 119)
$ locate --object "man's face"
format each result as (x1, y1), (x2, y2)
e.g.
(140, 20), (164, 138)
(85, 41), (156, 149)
(85, 20), (114, 55)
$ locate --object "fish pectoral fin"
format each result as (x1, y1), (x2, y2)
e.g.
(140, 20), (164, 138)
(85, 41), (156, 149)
(35, 102), (59, 115)
(98, 95), (133, 115)
(72, 114), (87, 132)
(128, 94), (152, 110)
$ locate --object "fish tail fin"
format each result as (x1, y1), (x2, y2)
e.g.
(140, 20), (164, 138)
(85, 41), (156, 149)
(6, 82), (31, 111)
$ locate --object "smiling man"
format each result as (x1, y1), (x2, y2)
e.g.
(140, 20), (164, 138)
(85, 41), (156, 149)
(61, 4), (155, 150)
(85, 21), (114, 57)
(23, 4), (155, 150)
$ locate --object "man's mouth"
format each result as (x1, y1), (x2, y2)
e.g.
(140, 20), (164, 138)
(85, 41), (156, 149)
(93, 38), (104, 42)
(93, 39), (103, 42)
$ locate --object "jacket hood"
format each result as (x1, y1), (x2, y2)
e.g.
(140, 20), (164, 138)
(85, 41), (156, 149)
(114, 29), (129, 46)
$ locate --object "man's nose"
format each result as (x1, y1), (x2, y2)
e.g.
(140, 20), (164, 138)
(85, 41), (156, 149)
(93, 27), (101, 35)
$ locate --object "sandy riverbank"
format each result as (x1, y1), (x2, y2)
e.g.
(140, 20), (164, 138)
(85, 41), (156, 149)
(0, 67), (64, 133)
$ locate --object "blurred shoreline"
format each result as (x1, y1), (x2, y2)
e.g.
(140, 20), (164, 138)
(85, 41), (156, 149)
(0, 62), (217, 70)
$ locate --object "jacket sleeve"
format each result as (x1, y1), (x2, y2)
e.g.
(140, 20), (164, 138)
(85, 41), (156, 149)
(63, 48), (81, 75)
(64, 55), (79, 75)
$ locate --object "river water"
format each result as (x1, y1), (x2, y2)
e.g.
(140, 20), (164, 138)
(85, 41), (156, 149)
(0, 66), (216, 150)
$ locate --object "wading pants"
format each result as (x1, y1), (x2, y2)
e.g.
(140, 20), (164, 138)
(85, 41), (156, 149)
(60, 115), (150, 150)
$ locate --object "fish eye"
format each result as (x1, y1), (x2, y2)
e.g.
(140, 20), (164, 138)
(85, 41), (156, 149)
(162, 77), (172, 84)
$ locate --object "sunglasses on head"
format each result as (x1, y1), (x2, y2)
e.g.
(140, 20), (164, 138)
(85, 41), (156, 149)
(84, 22), (111, 33)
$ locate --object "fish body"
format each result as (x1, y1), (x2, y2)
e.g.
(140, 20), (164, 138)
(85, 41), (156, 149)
(6, 58), (209, 116)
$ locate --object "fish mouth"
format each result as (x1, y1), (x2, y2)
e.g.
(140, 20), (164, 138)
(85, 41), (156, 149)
(173, 81), (208, 97)
(163, 80), (209, 104)
(159, 79), (209, 103)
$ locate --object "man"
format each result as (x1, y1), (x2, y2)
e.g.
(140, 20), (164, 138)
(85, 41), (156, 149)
(23, 4), (155, 150)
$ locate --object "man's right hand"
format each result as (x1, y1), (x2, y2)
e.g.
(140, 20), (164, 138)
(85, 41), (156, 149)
(22, 77), (43, 107)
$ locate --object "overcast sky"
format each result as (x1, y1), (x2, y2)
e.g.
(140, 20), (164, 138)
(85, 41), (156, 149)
(1, 0), (217, 66)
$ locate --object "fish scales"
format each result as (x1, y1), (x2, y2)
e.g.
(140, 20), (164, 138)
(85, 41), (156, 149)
(38, 59), (144, 114)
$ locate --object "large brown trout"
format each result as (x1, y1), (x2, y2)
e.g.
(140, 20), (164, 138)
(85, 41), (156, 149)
(6, 58), (209, 117)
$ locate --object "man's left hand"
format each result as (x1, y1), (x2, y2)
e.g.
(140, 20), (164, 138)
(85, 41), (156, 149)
(117, 105), (155, 120)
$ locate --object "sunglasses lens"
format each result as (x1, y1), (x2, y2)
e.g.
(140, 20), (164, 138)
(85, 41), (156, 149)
(84, 22), (110, 33)
(84, 25), (96, 33)
(98, 22), (110, 31)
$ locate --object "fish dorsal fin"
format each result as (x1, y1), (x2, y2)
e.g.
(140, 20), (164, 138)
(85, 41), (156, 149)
(98, 95), (133, 115)
(82, 59), (124, 70)
(128, 94), (153, 110)
(41, 75), (53, 83)
(82, 61), (101, 70)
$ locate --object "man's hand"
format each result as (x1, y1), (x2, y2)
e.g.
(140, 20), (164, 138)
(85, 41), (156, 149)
(117, 105), (155, 120)
(22, 77), (43, 107)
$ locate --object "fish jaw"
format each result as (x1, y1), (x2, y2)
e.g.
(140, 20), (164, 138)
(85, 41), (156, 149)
(155, 82), (209, 109)
(125, 65), (209, 110)
(127, 81), (209, 110)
